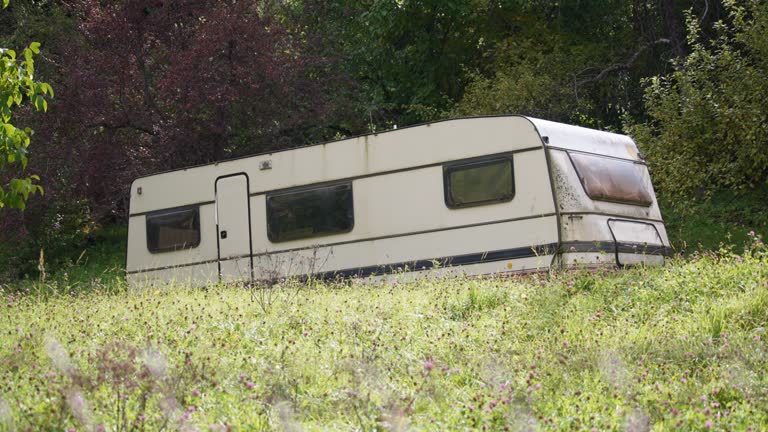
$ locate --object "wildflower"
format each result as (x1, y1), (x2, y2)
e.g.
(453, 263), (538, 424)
(423, 359), (436, 372)
(192, 389), (201, 397)
(245, 381), (255, 389)
(705, 420), (713, 429)
(188, 406), (196, 412)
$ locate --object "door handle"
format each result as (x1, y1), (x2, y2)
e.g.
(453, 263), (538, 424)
(220, 230), (228, 239)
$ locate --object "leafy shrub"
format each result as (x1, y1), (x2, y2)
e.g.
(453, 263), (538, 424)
(629, 1), (768, 204)
(0, 197), (95, 281)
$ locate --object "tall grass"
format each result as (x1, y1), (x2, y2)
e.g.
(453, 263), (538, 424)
(1, 244), (766, 430)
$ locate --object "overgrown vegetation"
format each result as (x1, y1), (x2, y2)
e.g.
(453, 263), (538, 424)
(662, 185), (768, 252)
(3, 0), (768, 279)
(0, 0), (50, 210)
(1, 1), (767, 428)
(1, 242), (766, 430)
(629, 0), (768, 205)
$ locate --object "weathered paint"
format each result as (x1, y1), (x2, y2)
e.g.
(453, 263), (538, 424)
(126, 115), (668, 288)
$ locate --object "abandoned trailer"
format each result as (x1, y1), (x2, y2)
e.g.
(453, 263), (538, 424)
(125, 115), (670, 287)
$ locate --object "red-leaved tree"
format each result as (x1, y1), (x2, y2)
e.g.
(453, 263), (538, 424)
(1, 0), (353, 277)
(36, 0), (351, 214)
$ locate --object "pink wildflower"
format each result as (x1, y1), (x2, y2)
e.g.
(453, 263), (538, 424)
(423, 359), (436, 372)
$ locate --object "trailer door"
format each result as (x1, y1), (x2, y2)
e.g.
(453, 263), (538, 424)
(215, 173), (254, 284)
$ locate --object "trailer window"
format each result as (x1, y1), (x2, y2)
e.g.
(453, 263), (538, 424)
(444, 156), (515, 208)
(569, 152), (653, 206)
(146, 206), (201, 253)
(267, 183), (354, 242)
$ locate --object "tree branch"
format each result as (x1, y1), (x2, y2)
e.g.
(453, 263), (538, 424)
(85, 119), (157, 136)
(576, 39), (671, 87)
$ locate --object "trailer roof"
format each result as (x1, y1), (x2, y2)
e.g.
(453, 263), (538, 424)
(529, 117), (642, 161)
(132, 115), (641, 183)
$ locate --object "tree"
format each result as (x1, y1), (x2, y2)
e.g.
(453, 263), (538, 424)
(288, 0), (517, 129)
(25, 0), (348, 220)
(629, 1), (768, 204)
(0, 1), (51, 210)
(452, 0), (693, 129)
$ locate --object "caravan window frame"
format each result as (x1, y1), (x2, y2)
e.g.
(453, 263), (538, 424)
(266, 182), (355, 243)
(443, 154), (516, 209)
(145, 205), (201, 253)
(567, 151), (654, 207)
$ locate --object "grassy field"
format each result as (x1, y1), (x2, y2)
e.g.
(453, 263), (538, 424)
(661, 185), (768, 252)
(1, 238), (767, 431)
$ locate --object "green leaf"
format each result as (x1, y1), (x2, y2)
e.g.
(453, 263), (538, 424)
(0, 106), (10, 123)
(2, 0), (8, 9)
(33, 95), (44, 111)
(41, 82), (54, 97)
(29, 42), (41, 54)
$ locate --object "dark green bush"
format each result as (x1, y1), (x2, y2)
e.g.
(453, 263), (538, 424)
(629, 1), (768, 205)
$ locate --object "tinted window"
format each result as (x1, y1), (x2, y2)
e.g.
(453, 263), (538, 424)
(146, 206), (201, 253)
(267, 183), (354, 242)
(569, 152), (654, 206)
(444, 157), (515, 208)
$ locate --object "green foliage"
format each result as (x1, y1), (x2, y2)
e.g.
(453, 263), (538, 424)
(0, 3), (51, 210)
(0, 206), (120, 283)
(450, 0), (665, 129)
(451, 35), (569, 119)
(630, 1), (768, 204)
(1, 252), (767, 429)
(354, 0), (502, 124)
(662, 184), (768, 251)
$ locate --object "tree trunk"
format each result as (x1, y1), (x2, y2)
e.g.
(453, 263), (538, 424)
(660, 0), (687, 57)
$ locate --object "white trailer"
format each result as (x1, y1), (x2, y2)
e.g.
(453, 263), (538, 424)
(126, 116), (670, 287)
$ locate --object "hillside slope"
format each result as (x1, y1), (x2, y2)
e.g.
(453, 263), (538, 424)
(1, 245), (767, 430)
